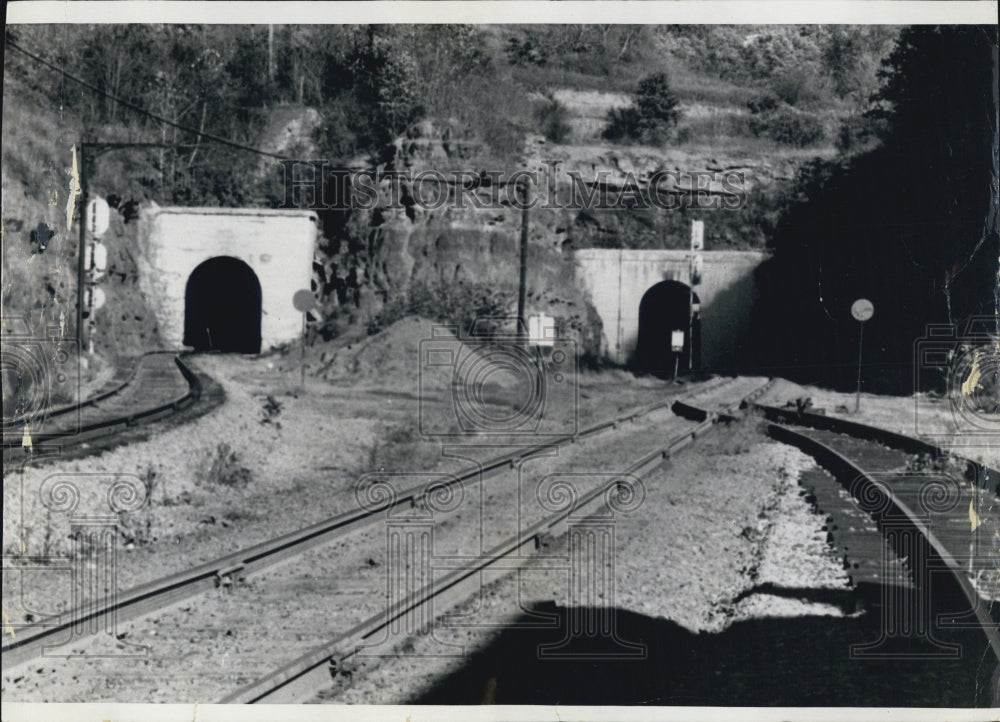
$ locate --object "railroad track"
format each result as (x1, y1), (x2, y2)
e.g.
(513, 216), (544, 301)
(3, 352), (142, 430)
(758, 410), (1000, 704)
(1, 351), (213, 461)
(1, 375), (766, 702)
(260, 383), (994, 707)
(211, 377), (771, 704)
(8, 376), (995, 704)
(754, 402), (999, 495)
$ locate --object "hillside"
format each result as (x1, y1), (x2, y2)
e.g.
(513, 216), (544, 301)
(4, 24), (930, 377)
(2, 78), (162, 370)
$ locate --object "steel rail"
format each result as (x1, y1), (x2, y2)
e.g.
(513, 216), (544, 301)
(222, 410), (729, 703)
(1, 353), (202, 452)
(1, 375), (740, 669)
(2, 351), (147, 430)
(222, 380), (769, 703)
(766, 422), (1000, 703)
(0, 351), (140, 430)
(754, 403), (999, 494)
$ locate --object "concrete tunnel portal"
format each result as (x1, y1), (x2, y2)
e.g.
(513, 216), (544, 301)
(184, 256), (263, 354)
(573, 249), (765, 372)
(137, 206), (318, 353)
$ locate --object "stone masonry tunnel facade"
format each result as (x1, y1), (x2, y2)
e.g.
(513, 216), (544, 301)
(138, 206), (318, 353)
(574, 249), (766, 372)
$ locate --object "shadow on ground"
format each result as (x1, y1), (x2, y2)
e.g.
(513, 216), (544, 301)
(411, 592), (994, 706)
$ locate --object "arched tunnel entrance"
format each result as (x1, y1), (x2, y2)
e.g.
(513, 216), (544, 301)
(184, 256), (262, 353)
(634, 280), (701, 377)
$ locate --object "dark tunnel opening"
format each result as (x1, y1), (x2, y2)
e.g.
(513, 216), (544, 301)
(634, 280), (701, 377)
(184, 256), (262, 354)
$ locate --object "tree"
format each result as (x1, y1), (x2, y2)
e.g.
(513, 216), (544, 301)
(603, 71), (681, 144)
(534, 92), (572, 143)
(344, 30), (421, 149)
(822, 26), (898, 107)
(634, 73), (681, 129)
(752, 25), (997, 392)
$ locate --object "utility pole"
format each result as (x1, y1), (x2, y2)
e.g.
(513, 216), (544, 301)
(268, 25), (275, 83)
(687, 282), (694, 372)
(855, 321), (865, 412)
(75, 141), (89, 349)
(517, 176), (532, 345)
(688, 220), (704, 374)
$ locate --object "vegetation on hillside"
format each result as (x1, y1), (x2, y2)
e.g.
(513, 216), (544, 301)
(4, 24), (899, 203)
(752, 25), (997, 393)
(602, 72), (681, 144)
(9, 23), (957, 384)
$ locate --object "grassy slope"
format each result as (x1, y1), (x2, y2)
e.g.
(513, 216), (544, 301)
(2, 78), (162, 381)
(497, 30), (850, 252)
(2, 78), (80, 336)
(524, 79), (832, 250)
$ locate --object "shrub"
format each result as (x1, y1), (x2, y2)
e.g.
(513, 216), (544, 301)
(533, 94), (572, 144)
(602, 106), (644, 142)
(367, 279), (515, 337)
(505, 35), (549, 66)
(749, 108), (826, 147)
(835, 114), (886, 154)
(260, 395), (283, 428)
(206, 443), (252, 487)
(747, 92), (780, 115)
(769, 66), (822, 107)
(602, 71), (681, 145)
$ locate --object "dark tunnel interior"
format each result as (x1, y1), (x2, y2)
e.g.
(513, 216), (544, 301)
(634, 280), (701, 377)
(184, 256), (262, 354)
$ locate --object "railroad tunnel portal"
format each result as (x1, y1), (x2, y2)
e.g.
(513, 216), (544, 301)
(574, 249), (765, 372)
(138, 206), (318, 353)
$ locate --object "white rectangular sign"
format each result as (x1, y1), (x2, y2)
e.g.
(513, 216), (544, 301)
(691, 220), (704, 251)
(671, 330), (685, 352)
(529, 313), (556, 347)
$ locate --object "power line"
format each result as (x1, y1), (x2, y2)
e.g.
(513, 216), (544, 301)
(5, 38), (531, 194)
(5, 37), (292, 162)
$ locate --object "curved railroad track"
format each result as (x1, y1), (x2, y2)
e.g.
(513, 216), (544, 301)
(758, 407), (1000, 705)
(284, 388), (997, 708)
(13, 377), (992, 705)
(1, 351), (219, 462)
(1, 376), (765, 702)
(754, 402), (999, 495)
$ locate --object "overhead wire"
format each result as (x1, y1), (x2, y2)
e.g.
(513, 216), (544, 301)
(5, 36), (293, 161)
(4, 36), (559, 190)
